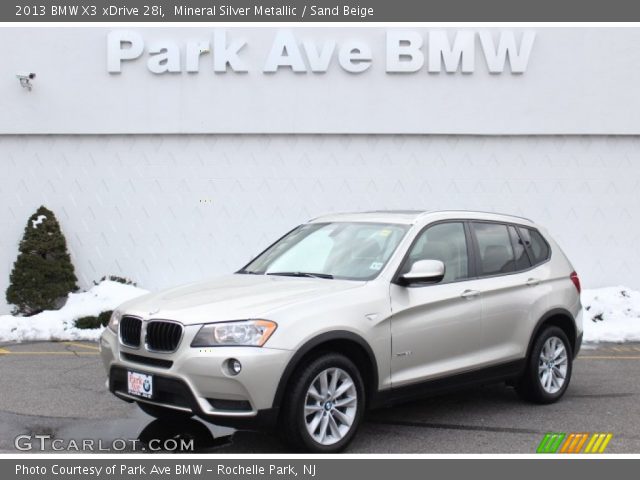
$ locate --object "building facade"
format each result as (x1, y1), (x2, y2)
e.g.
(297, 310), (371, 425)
(1, 27), (639, 312)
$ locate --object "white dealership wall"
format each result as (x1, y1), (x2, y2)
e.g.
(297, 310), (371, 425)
(1, 27), (640, 313)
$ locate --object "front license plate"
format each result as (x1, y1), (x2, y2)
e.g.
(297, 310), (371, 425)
(127, 371), (153, 399)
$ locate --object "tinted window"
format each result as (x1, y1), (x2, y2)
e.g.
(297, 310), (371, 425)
(509, 226), (531, 271)
(472, 222), (516, 275)
(518, 227), (550, 265)
(403, 222), (469, 283)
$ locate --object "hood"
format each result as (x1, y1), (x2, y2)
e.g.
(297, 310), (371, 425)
(118, 273), (364, 325)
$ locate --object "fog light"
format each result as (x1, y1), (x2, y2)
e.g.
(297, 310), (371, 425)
(228, 358), (242, 375)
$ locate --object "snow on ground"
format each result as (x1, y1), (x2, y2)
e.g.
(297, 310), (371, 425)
(582, 286), (640, 343)
(0, 281), (639, 344)
(0, 281), (148, 342)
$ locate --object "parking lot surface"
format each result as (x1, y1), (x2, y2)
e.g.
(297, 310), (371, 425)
(1, 341), (639, 453)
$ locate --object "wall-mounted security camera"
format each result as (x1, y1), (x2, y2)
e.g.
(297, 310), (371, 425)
(16, 72), (36, 91)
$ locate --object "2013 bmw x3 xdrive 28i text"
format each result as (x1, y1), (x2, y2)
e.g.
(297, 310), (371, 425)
(100, 211), (583, 452)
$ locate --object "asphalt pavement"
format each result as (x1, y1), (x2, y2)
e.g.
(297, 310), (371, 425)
(0, 341), (639, 453)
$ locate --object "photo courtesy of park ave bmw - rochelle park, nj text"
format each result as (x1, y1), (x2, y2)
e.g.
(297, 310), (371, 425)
(1, 1), (640, 464)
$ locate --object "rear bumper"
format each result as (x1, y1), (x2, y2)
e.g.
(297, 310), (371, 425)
(574, 332), (583, 359)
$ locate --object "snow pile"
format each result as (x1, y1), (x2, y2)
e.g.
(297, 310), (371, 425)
(0, 281), (148, 342)
(582, 286), (640, 343)
(1, 281), (639, 344)
(31, 214), (47, 228)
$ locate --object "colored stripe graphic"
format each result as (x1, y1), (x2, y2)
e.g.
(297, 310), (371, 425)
(536, 433), (553, 453)
(538, 433), (613, 453)
(537, 433), (565, 453)
(559, 434), (575, 453)
(584, 433), (598, 453)
(585, 433), (614, 453)
(598, 434), (613, 453)
(572, 433), (589, 453)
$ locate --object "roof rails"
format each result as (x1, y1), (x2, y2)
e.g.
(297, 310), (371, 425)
(417, 210), (534, 223)
(309, 209), (534, 224)
(364, 209), (427, 215)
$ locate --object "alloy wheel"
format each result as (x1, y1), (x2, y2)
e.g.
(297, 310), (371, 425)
(304, 367), (358, 445)
(538, 336), (568, 394)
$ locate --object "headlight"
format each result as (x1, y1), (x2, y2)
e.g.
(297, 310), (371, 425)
(191, 320), (277, 347)
(108, 310), (122, 333)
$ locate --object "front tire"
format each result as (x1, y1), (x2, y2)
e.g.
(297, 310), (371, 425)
(279, 353), (365, 453)
(516, 326), (573, 404)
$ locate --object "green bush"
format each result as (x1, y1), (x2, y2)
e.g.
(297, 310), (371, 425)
(74, 311), (113, 329)
(6, 206), (78, 315)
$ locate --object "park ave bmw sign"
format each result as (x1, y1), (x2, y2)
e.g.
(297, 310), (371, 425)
(107, 30), (536, 74)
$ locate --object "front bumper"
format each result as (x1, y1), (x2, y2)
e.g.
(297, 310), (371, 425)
(100, 327), (293, 428)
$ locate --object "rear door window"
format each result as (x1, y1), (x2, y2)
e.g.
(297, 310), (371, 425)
(471, 222), (516, 276)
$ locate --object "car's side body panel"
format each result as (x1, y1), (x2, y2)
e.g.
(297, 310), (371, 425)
(389, 278), (484, 387)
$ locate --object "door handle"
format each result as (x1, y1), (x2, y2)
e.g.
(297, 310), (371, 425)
(460, 289), (480, 299)
(526, 278), (541, 286)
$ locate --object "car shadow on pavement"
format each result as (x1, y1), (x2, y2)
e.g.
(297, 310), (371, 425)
(160, 383), (525, 453)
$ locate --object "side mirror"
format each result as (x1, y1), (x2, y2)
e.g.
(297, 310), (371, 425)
(398, 259), (445, 286)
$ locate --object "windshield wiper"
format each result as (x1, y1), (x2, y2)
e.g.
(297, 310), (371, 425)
(267, 271), (334, 279)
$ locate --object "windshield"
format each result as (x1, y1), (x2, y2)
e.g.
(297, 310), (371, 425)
(240, 222), (409, 281)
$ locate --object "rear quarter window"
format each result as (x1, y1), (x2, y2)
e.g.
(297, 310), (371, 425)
(509, 226), (532, 271)
(517, 227), (550, 265)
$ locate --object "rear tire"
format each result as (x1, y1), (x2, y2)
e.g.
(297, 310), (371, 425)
(137, 401), (193, 421)
(279, 352), (365, 453)
(516, 326), (573, 404)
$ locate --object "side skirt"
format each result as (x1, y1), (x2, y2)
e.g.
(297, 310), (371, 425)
(370, 359), (526, 409)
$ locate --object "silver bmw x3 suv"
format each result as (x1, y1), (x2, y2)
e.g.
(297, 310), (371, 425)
(100, 210), (583, 452)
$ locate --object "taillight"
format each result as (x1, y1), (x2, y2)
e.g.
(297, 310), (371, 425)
(570, 271), (581, 294)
